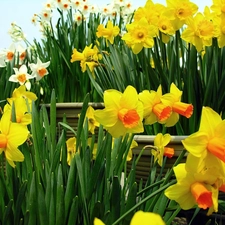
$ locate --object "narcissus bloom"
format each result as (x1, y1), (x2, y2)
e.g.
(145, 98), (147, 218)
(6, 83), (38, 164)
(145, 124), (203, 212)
(96, 20), (120, 44)
(161, 83), (193, 127)
(79, 106), (99, 134)
(66, 137), (76, 165)
(29, 57), (50, 80)
(9, 65), (34, 85)
(94, 86), (144, 138)
(122, 17), (157, 54)
(7, 85), (37, 112)
(165, 153), (225, 215)
(181, 12), (214, 52)
(139, 86), (171, 125)
(213, 16), (225, 48)
(94, 210), (165, 225)
(164, 0), (198, 30)
(71, 44), (102, 73)
(0, 110), (29, 167)
(210, 0), (225, 17)
(182, 107), (225, 162)
(4, 97), (32, 125)
(150, 133), (174, 166)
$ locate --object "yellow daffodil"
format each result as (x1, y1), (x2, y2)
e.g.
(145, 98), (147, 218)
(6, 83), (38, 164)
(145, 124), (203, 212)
(66, 137), (97, 164)
(3, 97), (32, 125)
(164, 0), (198, 31)
(66, 137), (76, 165)
(182, 107), (225, 162)
(9, 85), (37, 102)
(71, 44), (101, 73)
(161, 83), (193, 127)
(165, 153), (225, 215)
(0, 110), (29, 167)
(96, 20), (120, 44)
(94, 86), (144, 138)
(139, 86), (171, 125)
(94, 210), (165, 225)
(213, 16), (225, 48)
(85, 106), (99, 134)
(181, 12), (214, 52)
(151, 133), (174, 166)
(122, 17), (157, 54)
(210, 0), (225, 17)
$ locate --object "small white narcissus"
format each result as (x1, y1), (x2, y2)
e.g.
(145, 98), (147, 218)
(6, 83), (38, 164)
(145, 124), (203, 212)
(29, 58), (50, 81)
(9, 65), (34, 85)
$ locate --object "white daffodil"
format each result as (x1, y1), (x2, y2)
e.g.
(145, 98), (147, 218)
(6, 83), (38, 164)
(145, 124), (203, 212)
(9, 65), (34, 85)
(29, 57), (50, 81)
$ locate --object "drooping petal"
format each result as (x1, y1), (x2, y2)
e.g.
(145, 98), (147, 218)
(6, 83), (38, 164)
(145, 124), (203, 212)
(163, 112), (179, 127)
(182, 132), (209, 157)
(164, 184), (196, 210)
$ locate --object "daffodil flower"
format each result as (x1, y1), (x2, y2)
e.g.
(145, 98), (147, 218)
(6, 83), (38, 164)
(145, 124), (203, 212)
(94, 85), (144, 138)
(0, 110), (29, 167)
(122, 17), (157, 54)
(150, 133), (174, 166)
(29, 57), (50, 81)
(139, 85), (171, 125)
(182, 107), (225, 162)
(165, 153), (225, 215)
(3, 97), (32, 125)
(66, 137), (76, 165)
(96, 20), (120, 44)
(9, 65), (34, 85)
(161, 83), (193, 127)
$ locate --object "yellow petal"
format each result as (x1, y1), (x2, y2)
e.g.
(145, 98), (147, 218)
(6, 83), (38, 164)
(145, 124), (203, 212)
(199, 107), (222, 136)
(130, 210), (165, 225)
(182, 132), (208, 157)
(94, 108), (118, 127)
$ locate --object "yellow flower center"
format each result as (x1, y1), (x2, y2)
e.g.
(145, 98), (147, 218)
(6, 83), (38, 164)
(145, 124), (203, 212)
(17, 74), (27, 83)
(190, 182), (213, 209)
(38, 68), (47, 77)
(0, 134), (7, 148)
(161, 25), (167, 31)
(118, 108), (140, 128)
(137, 32), (144, 39)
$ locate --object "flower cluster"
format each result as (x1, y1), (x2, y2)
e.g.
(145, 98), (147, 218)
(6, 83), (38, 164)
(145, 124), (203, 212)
(165, 107), (225, 215)
(94, 84), (193, 138)
(0, 85), (37, 167)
